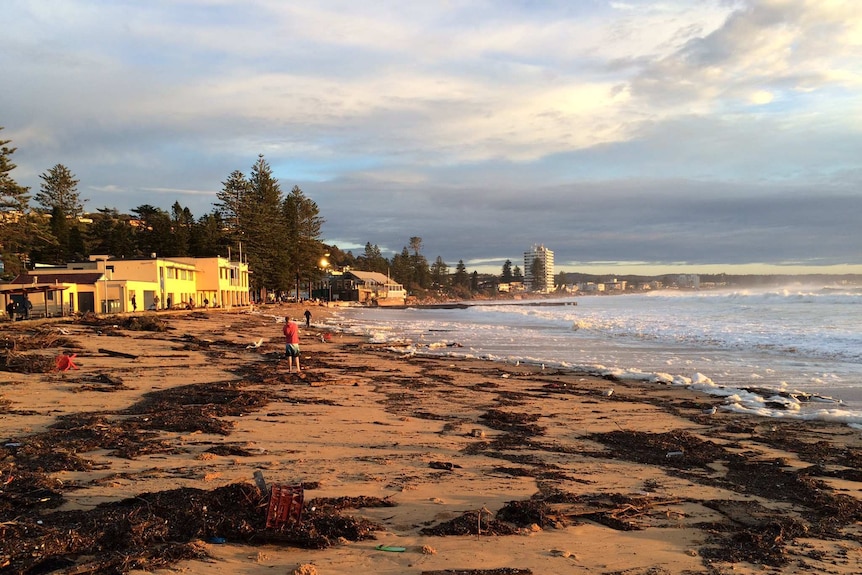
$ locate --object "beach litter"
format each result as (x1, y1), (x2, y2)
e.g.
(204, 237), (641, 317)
(266, 483), (305, 528)
(375, 544), (407, 552)
(54, 352), (79, 371)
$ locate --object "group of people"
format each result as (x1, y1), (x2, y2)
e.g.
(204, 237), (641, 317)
(5, 298), (33, 321)
(133, 294), (211, 312)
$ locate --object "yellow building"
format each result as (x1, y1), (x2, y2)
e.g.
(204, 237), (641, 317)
(1, 255), (250, 318)
(174, 257), (250, 309)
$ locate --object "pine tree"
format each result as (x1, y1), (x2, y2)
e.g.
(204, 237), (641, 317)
(453, 259), (469, 288)
(36, 164), (84, 218)
(390, 247), (412, 287)
(215, 169), (250, 243)
(555, 271), (568, 290)
(430, 256), (449, 288)
(408, 236), (430, 289)
(190, 212), (229, 257)
(0, 127), (33, 277)
(132, 204), (173, 257)
(501, 259), (514, 283)
(87, 208), (136, 258)
(283, 185), (325, 293)
(243, 155), (287, 293)
(170, 201), (193, 257)
(358, 243), (388, 274)
(33, 164), (85, 265)
(530, 257), (545, 291)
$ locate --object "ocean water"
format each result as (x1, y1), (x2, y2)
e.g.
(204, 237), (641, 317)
(323, 286), (862, 426)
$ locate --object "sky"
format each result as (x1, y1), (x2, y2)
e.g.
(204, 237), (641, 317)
(2, 0), (861, 276)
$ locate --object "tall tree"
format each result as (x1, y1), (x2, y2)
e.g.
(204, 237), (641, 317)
(33, 164), (85, 264)
(513, 265), (523, 282)
(430, 256), (449, 288)
(390, 247), (412, 287)
(0, 127), (33, 277)
(357, 242), (388, 274)
(408, 237), (430, 289)
(86, 208), (136, 258)
(409, 237), (422, 257)
(530, 257), (545, 291)
(243, 155), (287, 293)
(501, 259), (514, 283)
(132, 204), (173, 257)
(283, 185), (325, 294)
(169, 201), (193, 257)
(215, 169), (250, 242)
(36, 164), (84, 218)
(324, 244), (356, 270)
(190, 212), (229, 257)
(555, 271), (568, 290)
(453, 259), (469, 288)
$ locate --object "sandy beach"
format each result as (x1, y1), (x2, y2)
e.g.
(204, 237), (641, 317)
(2, 304), (862, 575)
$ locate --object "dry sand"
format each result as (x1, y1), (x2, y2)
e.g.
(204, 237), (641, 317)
(2, 304), (862, 574)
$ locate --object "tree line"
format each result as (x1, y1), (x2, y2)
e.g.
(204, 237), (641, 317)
(1, 126), (530, 299)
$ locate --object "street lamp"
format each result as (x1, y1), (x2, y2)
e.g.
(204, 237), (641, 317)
(319, 255), (332, 302)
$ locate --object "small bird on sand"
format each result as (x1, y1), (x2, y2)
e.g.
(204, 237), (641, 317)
(702, 406), (718, 415)
(246, 338), (264, 349)
(603, 388), (614, 397)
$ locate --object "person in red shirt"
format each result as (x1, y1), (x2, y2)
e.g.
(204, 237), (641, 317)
(282, 316), (301, 373)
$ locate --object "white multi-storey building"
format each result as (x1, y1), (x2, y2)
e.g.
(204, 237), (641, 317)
(523, 244), (554, 292)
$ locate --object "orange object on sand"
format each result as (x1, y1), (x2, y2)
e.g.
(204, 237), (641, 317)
(55, 353), (79, 371)
(266, 484), (304, 528)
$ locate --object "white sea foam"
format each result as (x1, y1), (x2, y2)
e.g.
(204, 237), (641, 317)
(328, 287), (862, 425)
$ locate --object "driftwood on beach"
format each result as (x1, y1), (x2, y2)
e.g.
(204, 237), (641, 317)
(1, 308), (862, 574)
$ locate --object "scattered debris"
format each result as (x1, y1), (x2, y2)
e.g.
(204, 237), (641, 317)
(55, 352), (79, 371)
(429, 461), (461, 471)
(375, 544), (406, 552)
(79, 313), (169, 332)
(0, 482), (384, 573)
(266, 484), (305, 528)
(98, 347), (139, 359)
(420, 509), (517, 537)
(420, 569), (533, 575)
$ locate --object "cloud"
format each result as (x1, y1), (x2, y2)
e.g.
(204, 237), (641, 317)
(1, 0), (861, 273)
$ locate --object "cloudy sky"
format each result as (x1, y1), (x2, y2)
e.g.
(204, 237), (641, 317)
(2, 0), (861, 275)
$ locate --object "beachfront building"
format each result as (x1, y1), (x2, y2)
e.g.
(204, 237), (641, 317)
(93, 256), (197, 311)
(523, 244), (555, 293)
(330, 270), (406, 305)
(174, 256), (250, 309)
(676, 274), (700, 289)
(0, 254), (251, 318)
(0, 271), (100, 317)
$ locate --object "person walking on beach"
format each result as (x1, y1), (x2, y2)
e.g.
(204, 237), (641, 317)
(131, 294), (137, 312)
(304, 309), (312, 327)
(282, 316), (301, 373)
(6, 301), (15, 321)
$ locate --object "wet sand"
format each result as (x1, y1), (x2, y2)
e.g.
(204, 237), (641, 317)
(2, 304), (862, 574)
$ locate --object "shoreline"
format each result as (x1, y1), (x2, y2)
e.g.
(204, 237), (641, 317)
(326, 301), (862, 425)
(1, 305), (862, 574)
